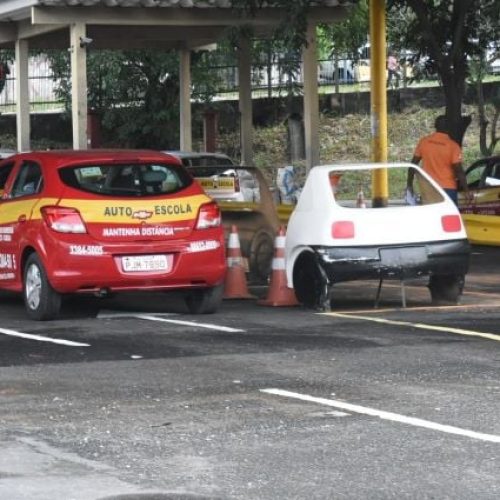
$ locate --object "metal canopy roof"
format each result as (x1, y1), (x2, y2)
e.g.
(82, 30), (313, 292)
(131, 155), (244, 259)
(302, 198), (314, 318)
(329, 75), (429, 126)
(0, 0), (352, 49)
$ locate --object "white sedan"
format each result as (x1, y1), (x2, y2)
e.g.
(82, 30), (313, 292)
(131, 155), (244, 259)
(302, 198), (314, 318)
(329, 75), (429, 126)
(285, 163), (470, 310)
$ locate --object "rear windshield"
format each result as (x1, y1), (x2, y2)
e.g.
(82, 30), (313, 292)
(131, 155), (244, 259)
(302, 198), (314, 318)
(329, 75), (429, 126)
(330, 165), (445, 208)
(59, 163), (193, 197)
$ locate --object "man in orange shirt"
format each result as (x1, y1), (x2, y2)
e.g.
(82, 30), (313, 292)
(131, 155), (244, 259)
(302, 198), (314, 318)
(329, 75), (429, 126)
(407, 115), (468, 205)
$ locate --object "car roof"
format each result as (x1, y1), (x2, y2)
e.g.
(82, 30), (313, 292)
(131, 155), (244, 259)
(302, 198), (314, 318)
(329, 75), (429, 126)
(188, 164), (257, 171)
(468, 155), (500, 166)
(3, 149), (181, 167)
(165, 151), (232, 160)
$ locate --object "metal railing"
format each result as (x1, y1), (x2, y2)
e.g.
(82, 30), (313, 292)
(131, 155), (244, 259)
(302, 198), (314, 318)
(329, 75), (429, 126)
(0, 55), (63, 112)
(0, 54), (445, 112)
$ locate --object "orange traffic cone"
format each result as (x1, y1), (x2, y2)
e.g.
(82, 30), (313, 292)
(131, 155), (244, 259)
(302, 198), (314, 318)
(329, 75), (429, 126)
(259, 226), (299, 307)
(223, 225), (255, 299)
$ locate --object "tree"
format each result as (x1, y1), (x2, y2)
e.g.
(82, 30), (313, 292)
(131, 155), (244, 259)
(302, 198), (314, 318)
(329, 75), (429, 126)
(318, 0), (369, 61)
(318, 1), (369, 93)
(387, 0), (500, 146)
(46, 47), (225, 149)
(468, 49), (500, 156)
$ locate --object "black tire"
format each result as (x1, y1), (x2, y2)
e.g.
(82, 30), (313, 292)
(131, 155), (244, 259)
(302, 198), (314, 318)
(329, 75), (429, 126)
(249, 231), (275, 284)
(293, 252), (330, 311)
(185, 283), (223, 314)
(428, 274), (464, 305)
(23, 253), (61, 320)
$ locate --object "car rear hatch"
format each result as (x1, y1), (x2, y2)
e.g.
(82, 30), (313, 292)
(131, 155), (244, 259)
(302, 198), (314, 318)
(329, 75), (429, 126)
(329, 204), (466, 247)
(324, 165), (467, 247)
(56, 161), (211, 242)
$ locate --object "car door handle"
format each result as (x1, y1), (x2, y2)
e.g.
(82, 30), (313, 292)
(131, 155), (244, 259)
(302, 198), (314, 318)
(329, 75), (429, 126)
(18, 214), (27, 223)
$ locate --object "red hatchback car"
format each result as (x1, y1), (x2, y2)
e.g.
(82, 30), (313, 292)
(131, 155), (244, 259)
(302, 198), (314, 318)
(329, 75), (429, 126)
(0, 150), (226, 320)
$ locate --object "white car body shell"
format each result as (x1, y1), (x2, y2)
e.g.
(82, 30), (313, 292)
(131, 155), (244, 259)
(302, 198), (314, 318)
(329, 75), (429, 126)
(285, 162), (468, 287)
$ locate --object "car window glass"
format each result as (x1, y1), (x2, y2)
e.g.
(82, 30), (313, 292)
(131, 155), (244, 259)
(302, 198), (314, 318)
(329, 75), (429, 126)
(466, 163), (487, 188)
(10, 161), (43, 199)
(331, 165), (444, 208)
(484, 176), (500, 187)
(183, 156), (233, 167)
(59, 163), (192, 197)
(0, 162), (15, 197)
(484, 161), (500, 186)
(490, 161), (500, 181)
(204, 156), (233, 166)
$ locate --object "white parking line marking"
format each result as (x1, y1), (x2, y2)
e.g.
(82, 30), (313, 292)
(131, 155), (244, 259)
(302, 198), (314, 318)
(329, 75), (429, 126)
(324, 312), (500, 342)
(134, 314), (245, 333)
(0, 327), (90, 347)
(261, 389), (500, 443)
(97, 311), (175, 319)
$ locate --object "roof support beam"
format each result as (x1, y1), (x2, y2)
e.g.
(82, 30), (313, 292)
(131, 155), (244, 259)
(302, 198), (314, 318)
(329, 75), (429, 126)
(302, 21), (320, 171)
(179, 48), (192, 152)
(32, 6), (342, 26)
(15, 38), (30, 152)
(0, 23), (16, 44)
(17, 19), (65, 39)
(70, 23), (88, 150)
(238, 36), (253, 166)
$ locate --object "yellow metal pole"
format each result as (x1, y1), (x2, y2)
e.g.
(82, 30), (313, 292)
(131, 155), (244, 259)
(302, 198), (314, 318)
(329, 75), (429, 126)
(370, 0), (388, 207)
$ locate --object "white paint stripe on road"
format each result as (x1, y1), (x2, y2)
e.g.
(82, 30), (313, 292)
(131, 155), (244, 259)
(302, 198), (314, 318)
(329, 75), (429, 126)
(134, 314), (245, 333)
(0, 327), (90, 347)
(261, 388), (500, 443)
(325, 312), (500, 342)
(97, 311), (175, 319)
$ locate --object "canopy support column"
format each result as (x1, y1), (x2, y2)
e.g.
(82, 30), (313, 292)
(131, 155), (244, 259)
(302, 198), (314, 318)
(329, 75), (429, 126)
(179, 47), (192, 151)
(15, 39), (30, 152)
(370, 0), (388, 206)
(303, 21), (320, 171)
(70, 23), (88, 149)
(238, 36), (253, 166)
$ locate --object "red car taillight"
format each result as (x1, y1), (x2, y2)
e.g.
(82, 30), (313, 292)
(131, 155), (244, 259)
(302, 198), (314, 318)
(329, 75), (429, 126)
(41, 206), (87, 234)
(441, 215), (462, 233)
(196, 202), (221, 229)
(332, 221), (355, 239)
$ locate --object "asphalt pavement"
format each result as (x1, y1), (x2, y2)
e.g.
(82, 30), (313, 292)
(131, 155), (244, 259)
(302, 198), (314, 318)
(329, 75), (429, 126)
(0, 246), (499, 500)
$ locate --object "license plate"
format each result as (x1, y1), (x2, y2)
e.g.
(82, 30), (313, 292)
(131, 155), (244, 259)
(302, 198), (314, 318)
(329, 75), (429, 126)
(121, 254), (171, 273)
(380, 247), (427, 266)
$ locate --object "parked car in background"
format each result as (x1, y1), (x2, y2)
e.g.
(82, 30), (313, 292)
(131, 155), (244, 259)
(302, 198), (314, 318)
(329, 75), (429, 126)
(458, 156), (500, 245)
(0, 149), (15, 159)
(318, 59), (355, 84)
(187, 164), (280, 283)
(0, 150), (226, 319)
(285, 163), (470, 310)
(166, 151), (234, 167)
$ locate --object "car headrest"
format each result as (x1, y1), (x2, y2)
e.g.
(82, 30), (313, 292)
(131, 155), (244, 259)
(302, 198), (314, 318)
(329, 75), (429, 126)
(144, 170), (167, 184)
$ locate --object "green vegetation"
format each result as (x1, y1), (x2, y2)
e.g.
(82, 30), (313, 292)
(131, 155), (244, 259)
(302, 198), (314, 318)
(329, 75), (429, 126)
(1, 100), (493, 182)
(217, 103), (494, 186)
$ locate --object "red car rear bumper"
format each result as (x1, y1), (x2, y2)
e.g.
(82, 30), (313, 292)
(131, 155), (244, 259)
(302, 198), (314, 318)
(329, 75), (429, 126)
(41, 230), (226, 294)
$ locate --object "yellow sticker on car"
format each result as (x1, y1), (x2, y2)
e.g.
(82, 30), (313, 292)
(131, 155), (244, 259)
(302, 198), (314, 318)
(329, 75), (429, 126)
(57, 194), (211, 224)
(197, 177), (236, 191)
